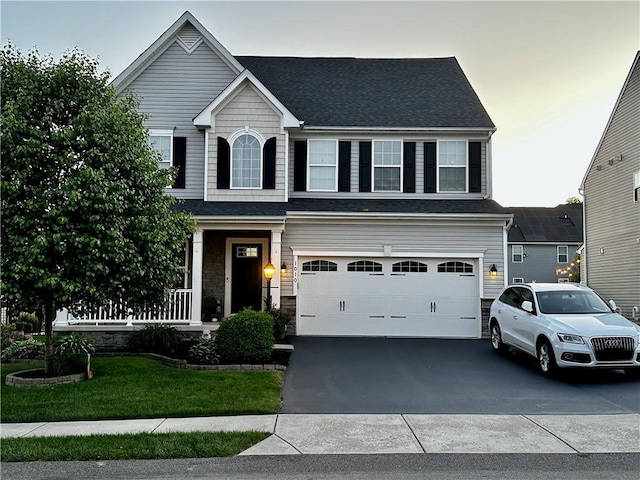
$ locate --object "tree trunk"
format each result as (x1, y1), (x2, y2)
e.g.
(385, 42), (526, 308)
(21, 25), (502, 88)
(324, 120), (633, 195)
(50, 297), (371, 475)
(44, 301), (55, 375)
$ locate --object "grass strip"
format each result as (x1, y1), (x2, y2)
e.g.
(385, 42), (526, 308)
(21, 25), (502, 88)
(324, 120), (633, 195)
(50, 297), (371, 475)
(1, 358), (283, 423)
(0, 431), (271, 462)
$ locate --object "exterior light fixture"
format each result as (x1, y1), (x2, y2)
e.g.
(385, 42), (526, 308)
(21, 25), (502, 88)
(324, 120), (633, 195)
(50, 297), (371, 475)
(263, 262), (276, 310)
(489, 264), (498, 277)
(281, 262), (287, 275)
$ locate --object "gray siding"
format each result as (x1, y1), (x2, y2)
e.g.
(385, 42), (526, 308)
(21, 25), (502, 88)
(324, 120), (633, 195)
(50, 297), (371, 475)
(122, 34), (237, 199)
(207, 83), (286, 201)
(288, 133), (488, 199)
(508, 243), (580, 283)
(281, 219), (506, 299)
(583, 55), (640, 319)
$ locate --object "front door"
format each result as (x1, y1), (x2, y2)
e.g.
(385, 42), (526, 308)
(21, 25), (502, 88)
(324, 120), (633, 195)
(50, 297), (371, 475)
(231, 244), (263, 313)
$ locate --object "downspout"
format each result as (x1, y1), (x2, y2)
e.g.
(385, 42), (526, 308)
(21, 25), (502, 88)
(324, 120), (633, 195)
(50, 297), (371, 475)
(486, 130), (494, 199)
(503, 216), (514, 288)
(203, 128), (210, 201)
(579, 187), (587, 285)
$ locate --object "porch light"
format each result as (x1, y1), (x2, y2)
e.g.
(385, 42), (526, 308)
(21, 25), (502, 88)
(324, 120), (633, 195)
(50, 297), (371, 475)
(281, 262), (287, 274)
(489, 264), (498, 277)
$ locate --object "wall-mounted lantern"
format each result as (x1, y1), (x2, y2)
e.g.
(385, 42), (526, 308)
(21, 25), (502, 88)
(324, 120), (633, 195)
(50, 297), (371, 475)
(489, 264), (498, 277)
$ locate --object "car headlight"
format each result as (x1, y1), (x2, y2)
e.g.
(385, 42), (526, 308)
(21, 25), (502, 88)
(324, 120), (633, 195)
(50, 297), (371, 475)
(557, 333), (584, 344)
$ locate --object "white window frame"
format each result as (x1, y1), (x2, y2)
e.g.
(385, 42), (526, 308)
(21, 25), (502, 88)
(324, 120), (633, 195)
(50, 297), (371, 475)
(307, 139), (338, 192)
(372, 140), (403, 192)
(512, 245), (524, 263)
(557, 245), (569, 263)
(230, 129), (264, 189)
(437, 139), (468, 193)
(148, 128), (174, 170)
(634, 170), (640, 202)
(558, 277), (570, 283)
(512, 277), (524, 284)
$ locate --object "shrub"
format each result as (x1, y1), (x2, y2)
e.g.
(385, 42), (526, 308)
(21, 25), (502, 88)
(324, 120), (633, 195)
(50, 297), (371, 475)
(188, 337), (219, 365)
(127, 324), (184, 356)
(14, 312), (40, 333)
(1, 339), (44, 361)
(1, 324), (33, 349)
(267, 307), (291, 341)
(215, 308), (275, 364)
(53, 333), (97, 376)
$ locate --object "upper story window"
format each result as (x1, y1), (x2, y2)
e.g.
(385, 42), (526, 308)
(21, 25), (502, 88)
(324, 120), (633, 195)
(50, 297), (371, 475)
(634, 171), (639, 202)
(512, 245), (524, 263)
(373, 140), (402, 191)
(557, 245), (569, 263)
(148, 129), (173, 169)
(308, 140), (337, 191)
(438, 140), (467, 192)
(231, 133), (261, 188)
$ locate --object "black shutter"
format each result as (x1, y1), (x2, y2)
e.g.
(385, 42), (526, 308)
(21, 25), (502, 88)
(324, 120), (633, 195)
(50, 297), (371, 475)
(263, 137), (277, 189)
(468, 141), (482, 193)
(293, 140), (307, 191)
(338, 141), (351, 192)
(403, 142), (416, 193)
(217, 137), (230, 189)
(424, 141), (437, 193)
(172, 137), (186, 189)
(359, 141), (372, 192)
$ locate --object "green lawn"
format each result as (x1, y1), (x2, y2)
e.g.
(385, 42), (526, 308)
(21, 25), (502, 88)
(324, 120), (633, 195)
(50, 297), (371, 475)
(1, 357), (283, 423)
(1, 431), (270, 462)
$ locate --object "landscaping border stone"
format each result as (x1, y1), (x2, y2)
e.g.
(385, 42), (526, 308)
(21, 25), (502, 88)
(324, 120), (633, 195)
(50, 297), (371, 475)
(5, 369), (87, 387)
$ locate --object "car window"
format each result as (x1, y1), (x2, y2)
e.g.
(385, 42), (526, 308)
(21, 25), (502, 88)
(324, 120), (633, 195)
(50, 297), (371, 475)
(536, 291), (611, 314)
(518, 288), (535, 313)
(499, 288), (519, 308)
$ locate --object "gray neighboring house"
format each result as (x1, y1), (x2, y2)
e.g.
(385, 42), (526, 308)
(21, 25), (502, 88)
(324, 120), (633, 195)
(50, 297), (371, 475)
(54, 11), (513, 339)
(580, 51), (640, 322)
(507, 204), (583, 284)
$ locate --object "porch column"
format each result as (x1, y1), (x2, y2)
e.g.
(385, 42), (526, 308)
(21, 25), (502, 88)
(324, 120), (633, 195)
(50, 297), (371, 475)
(270, 230), (283, 309)
(190, 228), (204, 326)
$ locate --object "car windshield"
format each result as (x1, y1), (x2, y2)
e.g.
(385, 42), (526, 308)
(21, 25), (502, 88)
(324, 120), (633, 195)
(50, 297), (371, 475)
(536, 291), (612, 315)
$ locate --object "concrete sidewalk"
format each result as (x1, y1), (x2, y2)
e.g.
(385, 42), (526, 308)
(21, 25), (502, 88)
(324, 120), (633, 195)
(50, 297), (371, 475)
(2, 414), (638, 455)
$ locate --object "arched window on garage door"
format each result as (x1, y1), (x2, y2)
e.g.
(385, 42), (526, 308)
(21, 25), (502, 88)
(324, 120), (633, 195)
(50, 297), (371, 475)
(347, 260), (382, 272)
(302, 260), (338, 272)
(437, 261), (473, 273)
(392, 261), (428, 273)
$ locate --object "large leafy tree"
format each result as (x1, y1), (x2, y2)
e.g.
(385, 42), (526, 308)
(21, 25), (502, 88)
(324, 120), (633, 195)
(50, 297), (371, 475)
(1, 45), (194, 373)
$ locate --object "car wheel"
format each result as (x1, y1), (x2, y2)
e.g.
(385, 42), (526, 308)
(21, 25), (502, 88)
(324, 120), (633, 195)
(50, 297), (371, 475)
(490, 322), (509, 354)
(537, 340), (558, 377)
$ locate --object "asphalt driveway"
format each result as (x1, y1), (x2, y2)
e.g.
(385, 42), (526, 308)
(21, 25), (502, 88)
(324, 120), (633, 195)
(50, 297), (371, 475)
(281, 337), (640, 414)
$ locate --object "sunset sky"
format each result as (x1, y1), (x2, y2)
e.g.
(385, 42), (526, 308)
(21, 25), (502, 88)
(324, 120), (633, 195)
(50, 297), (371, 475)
(2, 1), (638, 207)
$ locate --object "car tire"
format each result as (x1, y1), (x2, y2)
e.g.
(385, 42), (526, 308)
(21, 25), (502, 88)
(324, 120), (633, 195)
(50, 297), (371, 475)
(490, 321), (509, 354)
(537, 340), (558, 377)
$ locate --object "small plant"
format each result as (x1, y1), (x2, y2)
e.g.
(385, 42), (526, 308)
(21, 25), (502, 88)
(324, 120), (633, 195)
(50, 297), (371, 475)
(202, 295), (220, 322)
(13, 312), (40, 333)
(267, 307), (291, 341)
(53, 333), (96, 376)
(127, 324), (185, 356)
(215, 308), (275, 364)
(1, 324), (33, 349)
(1, 339), (44, 361)
(188, 337), (219, 365)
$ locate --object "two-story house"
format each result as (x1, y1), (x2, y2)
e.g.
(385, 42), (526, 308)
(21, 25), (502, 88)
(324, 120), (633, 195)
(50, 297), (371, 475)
(507, 204), (583, 284)
(54, 11), (513, 339)
(580, 51), (640, 321)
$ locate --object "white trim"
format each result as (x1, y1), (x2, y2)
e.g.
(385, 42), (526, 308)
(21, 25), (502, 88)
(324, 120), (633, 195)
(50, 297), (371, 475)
(175, 36), (204, 55)
(285, 211), (513, 223)
(229, 129), (264, 190)
(512, 244), (524, 263)
(224, 237), (270, 317)
(284, 130), (290, 202)
(301, 126), (496, 134)
(193, 70), (300, 128)
(437, 139), (468, 193)
(111, 12), (243, 93)
(557, 245), (569, 263)
(203, 128), (209, 200)
(307, 139), (338, 192)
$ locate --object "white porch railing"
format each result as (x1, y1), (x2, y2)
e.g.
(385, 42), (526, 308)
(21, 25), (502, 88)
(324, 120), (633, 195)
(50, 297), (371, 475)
(54, 289), (195, 326)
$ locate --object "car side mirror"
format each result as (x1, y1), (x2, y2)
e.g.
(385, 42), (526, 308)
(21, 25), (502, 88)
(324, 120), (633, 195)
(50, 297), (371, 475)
(521, 301), (534, 313)
(609, 300), (619, 313)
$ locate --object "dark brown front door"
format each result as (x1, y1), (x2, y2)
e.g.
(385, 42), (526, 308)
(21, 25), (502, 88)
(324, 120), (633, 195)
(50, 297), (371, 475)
(231, 244), (262, 313)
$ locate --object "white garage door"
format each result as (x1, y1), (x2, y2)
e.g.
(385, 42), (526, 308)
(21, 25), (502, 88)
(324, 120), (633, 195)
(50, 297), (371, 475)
(297, 257), (479, 338)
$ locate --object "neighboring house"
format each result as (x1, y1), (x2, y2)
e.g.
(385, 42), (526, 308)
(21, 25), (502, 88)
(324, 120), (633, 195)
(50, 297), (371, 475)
(54, 11), (513, 338)
(507, 204), (583, 284)
(580, 51), (640, 322)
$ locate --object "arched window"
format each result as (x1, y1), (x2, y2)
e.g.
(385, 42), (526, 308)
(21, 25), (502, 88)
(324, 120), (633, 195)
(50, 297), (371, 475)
(231, 133), (261, 188)
(392, 261), (428, 273)
(347, 260), (382, 272)
(302, 260), (338, 272)
(437, 261), (473, 273)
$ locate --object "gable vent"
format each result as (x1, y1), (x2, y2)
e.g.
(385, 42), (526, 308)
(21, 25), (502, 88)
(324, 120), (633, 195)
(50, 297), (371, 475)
(176, 25), (204, 55)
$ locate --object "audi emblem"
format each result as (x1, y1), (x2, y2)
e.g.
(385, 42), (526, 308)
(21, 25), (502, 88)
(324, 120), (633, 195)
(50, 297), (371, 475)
(604, 339), (622, 348)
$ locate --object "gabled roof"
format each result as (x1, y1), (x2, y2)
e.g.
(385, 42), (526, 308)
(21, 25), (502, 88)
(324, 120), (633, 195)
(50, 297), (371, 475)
(193, 70), (300, 129)
(237, 56), (496, 129)
(580, 51), (640, 189)
(507, 204), (583, 243)
(111, 11), (244, 92)
(173, 198), (509, 217)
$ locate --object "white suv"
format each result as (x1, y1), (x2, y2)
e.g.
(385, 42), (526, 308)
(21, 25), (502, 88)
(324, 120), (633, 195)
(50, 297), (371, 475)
(489, 283), (640, 377)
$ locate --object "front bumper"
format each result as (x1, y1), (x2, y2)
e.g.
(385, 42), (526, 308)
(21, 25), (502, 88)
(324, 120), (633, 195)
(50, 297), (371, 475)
(552, 337), (640, 369)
